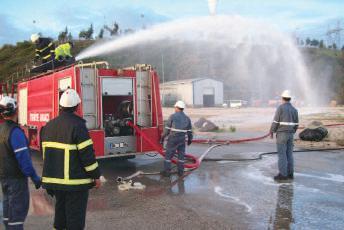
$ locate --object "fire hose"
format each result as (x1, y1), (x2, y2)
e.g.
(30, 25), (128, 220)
(127, 121), (344, 170)
(117, 122), (344, 187)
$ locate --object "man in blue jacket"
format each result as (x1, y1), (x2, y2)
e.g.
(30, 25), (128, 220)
(270, 90), (299, 181)
(0, 96), (41, 230)
(160, 101), (193, 177)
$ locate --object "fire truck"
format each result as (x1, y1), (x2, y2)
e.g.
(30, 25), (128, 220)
(16, 61), (163, 159)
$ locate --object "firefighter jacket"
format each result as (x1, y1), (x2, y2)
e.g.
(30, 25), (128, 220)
(40, 111), (101, 191)
(55, 43), (72, 60)
(35, 37), (55, 63)
(270, 102), (299, 133)
(0, 121), (26, 179)
(162, 111), (193, 141)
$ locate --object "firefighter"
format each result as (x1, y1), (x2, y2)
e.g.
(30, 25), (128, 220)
(160, 101), (193, 177)
(0, 96), (41, 230)
(270, 90), (299, 181)
(40, 89), (102, 230)
(31, 33), (55, 63)
(54, 42), (74, 61)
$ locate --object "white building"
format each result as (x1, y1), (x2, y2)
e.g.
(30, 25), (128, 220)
(160, 78), (223, 107)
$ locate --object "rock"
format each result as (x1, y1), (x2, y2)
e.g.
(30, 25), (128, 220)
(299, 127), (328, 142)
(194, 117), (219, 132)
(194, 117), (207, 129)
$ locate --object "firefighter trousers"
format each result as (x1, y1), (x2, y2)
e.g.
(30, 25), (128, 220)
(164, 136), (186, 174)
(53, 190), (89, 230)
(276, 132), (294, 177)
(0, 178), (29, 230)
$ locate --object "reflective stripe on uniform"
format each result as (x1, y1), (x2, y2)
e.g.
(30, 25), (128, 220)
(14, 147), (28, 153)
(42, 54), (52, 60)
(8, 222), (24, 226)
(42, 177), (92, 185)
(42, 140), (94, 186)
(273, 121), (298, 126)
(77, 139), (93, 150)
(165, 159), (171, 162)
(37, 42), (53, 52)
(165, 127), (192, 133)
(85, 162), (98, 172)
(42, 142), (77, 150)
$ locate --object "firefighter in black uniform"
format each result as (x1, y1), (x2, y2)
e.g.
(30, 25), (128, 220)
(40, 89), (102, 230)
(31, 33), (55, 63)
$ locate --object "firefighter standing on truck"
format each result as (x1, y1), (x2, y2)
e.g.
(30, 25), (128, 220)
(54, 41), (74, 61)
(160, 101), (193, 177)
(31, 33), (55, 63)
(0, 96), (41, 230)
(270, 90), (299, 181)
(40, 89), (102, 230)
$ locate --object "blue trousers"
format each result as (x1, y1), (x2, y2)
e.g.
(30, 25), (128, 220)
(1, 178), (29, 230)
(276, 132), (295, 177)
(164, 136), (185, 174)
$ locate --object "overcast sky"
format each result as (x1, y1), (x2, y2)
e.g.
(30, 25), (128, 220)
(1, 0), (343, 45)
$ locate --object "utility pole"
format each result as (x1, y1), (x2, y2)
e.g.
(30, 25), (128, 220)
(326, 20), (343, 48)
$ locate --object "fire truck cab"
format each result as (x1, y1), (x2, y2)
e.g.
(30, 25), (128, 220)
(17, 62), (163, 159)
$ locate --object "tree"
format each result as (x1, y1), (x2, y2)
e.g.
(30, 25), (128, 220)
(333, 43), (337, 50)
(67, 32), (73, 41)
(78, 24), (94, 40)
(98, 28), (104, 39)
(319, 40), (324, 49)
(104, 22), (119, 36)
(310, 39), (319, 47)
(305, 37), (311, 46)
(58, 27), (68, 43)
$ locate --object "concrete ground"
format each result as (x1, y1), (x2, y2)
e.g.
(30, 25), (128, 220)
(1, 107), (344, 229)
(1, 140), (343, 230)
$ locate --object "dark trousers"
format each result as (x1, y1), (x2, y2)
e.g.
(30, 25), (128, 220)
(53, 190), (89, 230)
(164, 136), (186, 174)
(1, 178), (29, 230)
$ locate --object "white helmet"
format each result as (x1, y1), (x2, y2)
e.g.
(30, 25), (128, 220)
(31, 33), (40, 43)
(59, 89), (81, 108)
(0, 96), (17, 116)
(281, 90), (292, 99)
(174, 100), (185, 109)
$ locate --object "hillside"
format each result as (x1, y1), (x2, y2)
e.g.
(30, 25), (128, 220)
(0, 39), (343, 104)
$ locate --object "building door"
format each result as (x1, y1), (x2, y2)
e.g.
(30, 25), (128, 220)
(203, 95), (215, 107)
(203, 87), (215, 107)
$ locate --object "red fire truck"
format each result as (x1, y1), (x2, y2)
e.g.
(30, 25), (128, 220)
(16, 61), (163, 159)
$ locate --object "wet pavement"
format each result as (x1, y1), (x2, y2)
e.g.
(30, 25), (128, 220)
(1, 140), (344, 229)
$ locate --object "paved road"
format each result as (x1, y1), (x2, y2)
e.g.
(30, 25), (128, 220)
(1, 141), (344, 229)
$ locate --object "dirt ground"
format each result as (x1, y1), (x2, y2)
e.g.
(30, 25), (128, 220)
(163, 106), (344, 149)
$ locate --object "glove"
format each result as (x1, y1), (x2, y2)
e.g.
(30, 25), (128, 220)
(187, 139), (192, 146)
(32, 176), (42, 189)
(46, 189), (55, 197)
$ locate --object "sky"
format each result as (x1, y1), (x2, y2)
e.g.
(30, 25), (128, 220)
(0, 0), (344, 45)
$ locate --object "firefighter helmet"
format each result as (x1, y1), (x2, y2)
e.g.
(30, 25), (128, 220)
(174, 100), (185, 109)
(31, 33), (40, 43)
(0, 96), (17, 117)
(281, 90), (292, 98)
(59, 89), (81, 108)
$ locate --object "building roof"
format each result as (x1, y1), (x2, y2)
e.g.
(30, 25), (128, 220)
(160, 78), (222, 86)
